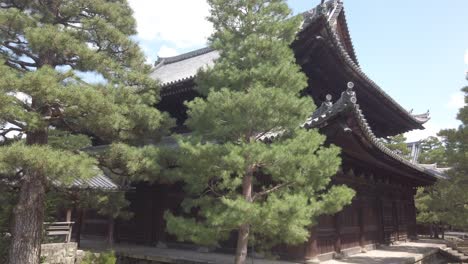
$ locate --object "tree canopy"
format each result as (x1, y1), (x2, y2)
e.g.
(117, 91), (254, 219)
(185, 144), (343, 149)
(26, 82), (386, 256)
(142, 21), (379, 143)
(0, 0), (171, 263)
(418, 136), (448, 167)
(164, 1), (354, 263)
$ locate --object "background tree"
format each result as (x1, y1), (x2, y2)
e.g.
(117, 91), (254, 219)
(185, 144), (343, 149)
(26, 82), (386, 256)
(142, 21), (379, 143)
(418, 136), (448, 166)
(0, 1), (171, 263)
(381, 134), (411, 158)
(164, 1), (354, 263)
(415, 83), (468, 233)
(435, 84), (468, 228)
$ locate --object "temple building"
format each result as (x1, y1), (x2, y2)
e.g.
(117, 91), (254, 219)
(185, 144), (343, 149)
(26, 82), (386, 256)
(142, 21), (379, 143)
(80, 1), (440, 262)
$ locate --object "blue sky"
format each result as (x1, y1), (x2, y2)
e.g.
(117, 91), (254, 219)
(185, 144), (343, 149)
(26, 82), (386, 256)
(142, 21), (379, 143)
(128, 0), (467, 141)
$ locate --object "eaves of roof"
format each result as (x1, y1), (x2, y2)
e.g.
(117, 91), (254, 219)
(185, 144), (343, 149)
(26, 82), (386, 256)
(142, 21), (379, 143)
(303, 82), (438, 183)
(307, 13), (429, 128)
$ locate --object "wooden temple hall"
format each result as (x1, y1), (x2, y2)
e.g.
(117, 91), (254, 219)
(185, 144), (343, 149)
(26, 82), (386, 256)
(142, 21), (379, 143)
(78, 0), (440, 262)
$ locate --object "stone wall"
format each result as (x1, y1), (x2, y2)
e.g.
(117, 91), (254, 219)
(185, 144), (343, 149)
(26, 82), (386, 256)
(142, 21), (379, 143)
(41, 243), (77, 264)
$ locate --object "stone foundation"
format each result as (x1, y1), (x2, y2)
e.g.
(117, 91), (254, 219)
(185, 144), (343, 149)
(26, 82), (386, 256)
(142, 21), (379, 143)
(41, 243), (78, 264)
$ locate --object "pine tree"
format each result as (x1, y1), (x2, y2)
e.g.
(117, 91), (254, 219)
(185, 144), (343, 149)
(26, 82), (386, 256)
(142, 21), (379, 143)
(164, 1), (355, 263)
(0, 1), (170, 263)
(381, 134), (411, 158)
(416, 84), (468, 232)
(434, 84), (468, 228)
(418, 136), (447, 166)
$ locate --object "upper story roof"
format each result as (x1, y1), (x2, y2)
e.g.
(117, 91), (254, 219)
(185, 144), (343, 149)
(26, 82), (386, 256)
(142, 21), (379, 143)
(150, 0), (430, 136)
(150, 47), (219, 87)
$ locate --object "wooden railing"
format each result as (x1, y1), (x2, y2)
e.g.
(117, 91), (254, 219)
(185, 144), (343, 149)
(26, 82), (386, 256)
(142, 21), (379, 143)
(44, 222), (74, 243)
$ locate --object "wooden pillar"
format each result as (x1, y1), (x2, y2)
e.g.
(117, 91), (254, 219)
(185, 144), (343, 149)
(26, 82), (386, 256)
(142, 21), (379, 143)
(107, 216), (115, 247)
(334, 213), (342, 255)
(393, 201), (399, 242)
(76, 208), (84, 248)
(408, 199), (417, 239)
(358, 199), (366, 251)
(66, 208), (72, 222)
(305, 225), (319, 263)
(376, 197), (385, 245)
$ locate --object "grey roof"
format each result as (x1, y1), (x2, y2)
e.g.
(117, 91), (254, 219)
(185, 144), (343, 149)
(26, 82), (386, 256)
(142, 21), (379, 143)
(150, 47), (219, 87)
(69, 174), (119, 190)
(149, 1), (344, 88)
(418, 164), (450, 179)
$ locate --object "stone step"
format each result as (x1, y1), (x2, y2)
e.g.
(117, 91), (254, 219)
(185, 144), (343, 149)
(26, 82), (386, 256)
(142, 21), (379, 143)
(445, 248), (459, 254)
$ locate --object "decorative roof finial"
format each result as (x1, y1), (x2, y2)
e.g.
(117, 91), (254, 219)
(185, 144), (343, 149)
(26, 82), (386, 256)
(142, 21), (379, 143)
(317, 0), (328, 15)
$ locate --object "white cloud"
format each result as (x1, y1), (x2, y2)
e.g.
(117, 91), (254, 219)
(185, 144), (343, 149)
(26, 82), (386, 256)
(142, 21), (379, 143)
(157, 46), (179, 57)
(446, 92), (465, 109)
(405, 123), (441, 142)
(128, 0), (212, 49)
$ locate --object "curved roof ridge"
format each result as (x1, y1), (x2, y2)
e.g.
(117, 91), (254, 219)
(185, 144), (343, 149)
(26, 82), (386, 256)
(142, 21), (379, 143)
(411, 110), (431, 123)
(320, 22), (427, 127)
(155, 47), (215, 67)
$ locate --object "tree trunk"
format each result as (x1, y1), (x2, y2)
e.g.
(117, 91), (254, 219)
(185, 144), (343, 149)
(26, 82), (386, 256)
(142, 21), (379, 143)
(441, 224), (445, 240)
(8, 172), (46, 264)
(234, 169), (253, 264)
(235, 223), (250, 264)
(8, 130), (47, 264)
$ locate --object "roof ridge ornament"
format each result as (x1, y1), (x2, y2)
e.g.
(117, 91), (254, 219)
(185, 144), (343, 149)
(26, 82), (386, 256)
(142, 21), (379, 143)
(340, 81), (357, 104)
(310, 94), (334, 121)
(317, 0), (328, 15)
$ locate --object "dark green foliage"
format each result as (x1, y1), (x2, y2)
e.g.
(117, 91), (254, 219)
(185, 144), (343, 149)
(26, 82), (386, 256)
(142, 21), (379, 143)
(165, 0), (355, 256)
(381, 134), (411, 158)
(418, 136), (448, 166)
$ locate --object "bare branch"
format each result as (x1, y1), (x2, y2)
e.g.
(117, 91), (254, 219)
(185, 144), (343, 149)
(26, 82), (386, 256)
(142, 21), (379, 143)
(252, 182), (293, 201)
(5, 119), (25, 129)
(8, 58), (38, 68)
(0, 127), (22, 136)
(3, 42), (40, 63)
